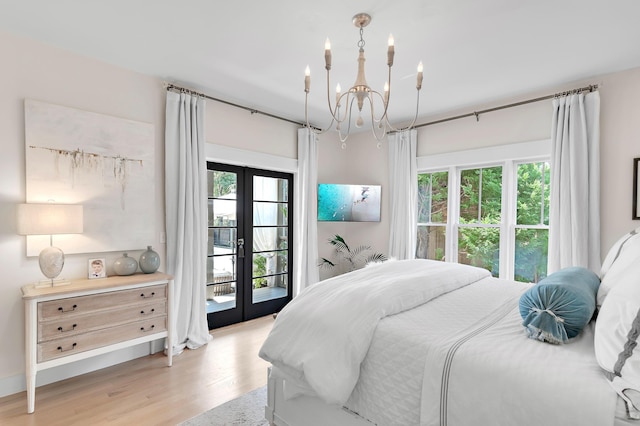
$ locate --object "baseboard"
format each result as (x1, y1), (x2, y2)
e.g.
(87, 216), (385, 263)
(0, 338), (164, 399)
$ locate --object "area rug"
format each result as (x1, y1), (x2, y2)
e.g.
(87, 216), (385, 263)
(179, 386), (268, 426)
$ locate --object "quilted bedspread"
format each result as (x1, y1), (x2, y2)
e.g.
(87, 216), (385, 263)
(258, 259), (490, 405)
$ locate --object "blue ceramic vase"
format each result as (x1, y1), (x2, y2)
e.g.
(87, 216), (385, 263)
(113, 253), (138, 276)
(139, 246), (160, 274)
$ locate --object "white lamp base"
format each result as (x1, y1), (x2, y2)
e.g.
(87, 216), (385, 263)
(38, 245), (66, 286)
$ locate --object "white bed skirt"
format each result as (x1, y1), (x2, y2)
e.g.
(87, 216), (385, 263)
(265, 368), (371, 426)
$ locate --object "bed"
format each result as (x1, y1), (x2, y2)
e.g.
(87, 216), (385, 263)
(259, 229), (640, 426)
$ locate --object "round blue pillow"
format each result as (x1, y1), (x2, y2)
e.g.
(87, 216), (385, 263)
(518, 267), (600, 344)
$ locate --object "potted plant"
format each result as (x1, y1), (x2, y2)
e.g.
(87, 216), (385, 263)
(319, 234), (387, 273)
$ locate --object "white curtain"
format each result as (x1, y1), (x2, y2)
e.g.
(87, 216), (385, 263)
(388, 129), (418, 259)
(294, 127), (319, 295)
(548, 91), (601, 274)
(165, 91), (212, 354)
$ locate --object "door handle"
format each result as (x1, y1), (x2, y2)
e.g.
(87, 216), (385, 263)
(237, 238), (245, 258)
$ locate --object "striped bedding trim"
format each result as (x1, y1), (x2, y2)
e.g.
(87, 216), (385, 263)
(611, 308), (640, 379)
(603, 308), (640, 419)
(439, 299), (519, 426)
(603, 229), (638, 276)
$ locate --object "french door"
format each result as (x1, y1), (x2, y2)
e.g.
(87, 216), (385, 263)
(206, 162), (293, 329)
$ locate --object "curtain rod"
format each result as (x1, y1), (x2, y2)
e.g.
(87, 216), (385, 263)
(165, 83), (306, 127)
(413, 84), (599, 129)
(166, 82), (598, 132)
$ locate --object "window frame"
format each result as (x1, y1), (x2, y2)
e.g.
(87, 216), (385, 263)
(416, 140), (551, 281)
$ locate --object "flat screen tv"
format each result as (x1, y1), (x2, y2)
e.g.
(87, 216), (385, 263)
(317, 183), (381, 222)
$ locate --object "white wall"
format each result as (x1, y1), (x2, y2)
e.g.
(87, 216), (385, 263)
(316, 132), (390, 279)
(598, 67), (640, 251)
(0, 30), (297, 398)
(205, 101), (298, 160)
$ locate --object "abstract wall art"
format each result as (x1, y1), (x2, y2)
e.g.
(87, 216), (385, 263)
(24, 99), (155, 256)
(317, 183), (381, 222)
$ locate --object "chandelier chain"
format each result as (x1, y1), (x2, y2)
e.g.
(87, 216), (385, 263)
(358, 27), (365, 49)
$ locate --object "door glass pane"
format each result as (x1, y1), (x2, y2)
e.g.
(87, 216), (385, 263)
(206, 255), (236, 310)
(252, 174), (289, 305)
(252, 249), (288, 303)
(209, 170), (237, 198)
(253, 273), (288, 304)
(253, 202), (288, 226)
(208, 228), (237, 256)
(253, 227), (288, 251)
(254, 176), (288, 202)
(458, 227), (500, 277)
(416, 225), (446, 261)
(209, 199), (237, 227)
(515, 228), (548, 283)
(207, 169), (238, 314)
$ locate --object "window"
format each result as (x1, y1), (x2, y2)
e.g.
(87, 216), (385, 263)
(514, 161), (550, 283)
(415, 141), (551, 283)
(458, 166), (503, 276)
(416, 171), (448, 260)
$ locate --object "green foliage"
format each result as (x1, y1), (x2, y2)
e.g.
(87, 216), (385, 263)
(417, 171), (448, 224)
(319, 234), (387, 272)
(253, 254), (267, 288)
(515, 228), (548, 283)
(212, 171), (236, 197)
(459, 166), (502, 224)
(417, 172), (449, 260)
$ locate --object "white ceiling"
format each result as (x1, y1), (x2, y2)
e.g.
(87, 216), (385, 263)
(2, 0), (640, 128)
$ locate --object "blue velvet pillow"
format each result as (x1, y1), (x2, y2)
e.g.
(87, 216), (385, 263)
(519, 267), (600, 344)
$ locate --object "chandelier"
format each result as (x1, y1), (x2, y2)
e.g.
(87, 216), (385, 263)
(304, 13), (423, 148)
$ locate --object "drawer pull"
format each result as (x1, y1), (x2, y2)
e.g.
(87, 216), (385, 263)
(57, 324), (77, 333)
(58, 304), (78, 313)
(140, 308), (155, 315)
(140, 325), (155, 332)
(140, 292), (156, 299)
(57, 343), (77, 353)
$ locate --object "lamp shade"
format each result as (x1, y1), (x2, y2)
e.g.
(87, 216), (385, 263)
(17, 204), (83, 236)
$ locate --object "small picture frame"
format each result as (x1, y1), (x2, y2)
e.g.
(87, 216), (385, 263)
(634, 158), (640, 220)
(88, 258), (107, 279)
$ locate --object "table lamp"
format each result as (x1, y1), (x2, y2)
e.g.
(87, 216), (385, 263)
(17, 203), (83, 287)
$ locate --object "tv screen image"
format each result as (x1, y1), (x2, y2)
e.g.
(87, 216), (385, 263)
(317, 184), (381, 222)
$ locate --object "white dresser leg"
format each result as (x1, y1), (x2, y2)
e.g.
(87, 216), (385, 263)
(25, 299), (37, 414)
(26, 372), (35, 414)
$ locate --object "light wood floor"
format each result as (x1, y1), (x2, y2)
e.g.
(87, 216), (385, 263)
(0, 315), (275, 426)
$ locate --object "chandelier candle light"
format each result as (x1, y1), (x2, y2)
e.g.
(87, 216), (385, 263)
(304, 13), (423, 147)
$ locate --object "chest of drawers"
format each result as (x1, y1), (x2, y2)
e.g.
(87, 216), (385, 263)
(21, 273), (173, 413)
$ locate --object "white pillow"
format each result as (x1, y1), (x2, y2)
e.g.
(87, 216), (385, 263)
(597, 227), (640, 307)
(595, 259), (640, 419)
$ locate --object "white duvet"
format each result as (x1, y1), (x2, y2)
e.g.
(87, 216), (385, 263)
(258, 259), (490, 404)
